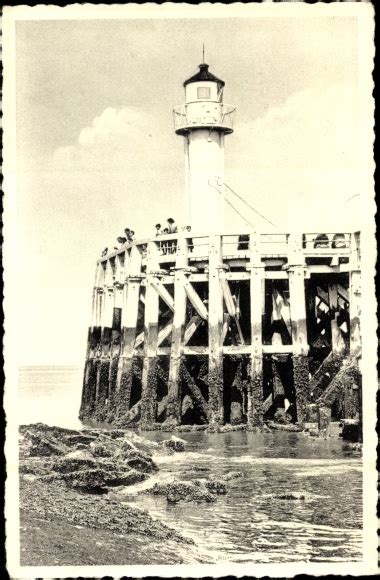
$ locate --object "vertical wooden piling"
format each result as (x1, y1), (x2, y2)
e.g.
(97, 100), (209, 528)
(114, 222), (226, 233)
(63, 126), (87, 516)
(140, 241), (160, 427)
(208, 235), (224, 426)
(349, 234), (361, 354)
(80, 280), (103, 418)
(288, 233), (309, 425)
(248, 233), (264, 427)
(95, 266), (114, 418)
(115, 246), (142, 418)
(107, 281), (123, 418)
(166, 236), (188, 425)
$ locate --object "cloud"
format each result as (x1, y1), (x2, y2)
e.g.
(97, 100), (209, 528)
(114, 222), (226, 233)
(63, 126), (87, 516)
(52, 106), (172, 173)
(223, 83), (369, 231)
(231, 83), (359, 170)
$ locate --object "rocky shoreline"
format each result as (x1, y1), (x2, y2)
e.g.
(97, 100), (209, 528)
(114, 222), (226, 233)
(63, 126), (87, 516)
(19, 420), (361, 565)
(19, 423), (242, 565)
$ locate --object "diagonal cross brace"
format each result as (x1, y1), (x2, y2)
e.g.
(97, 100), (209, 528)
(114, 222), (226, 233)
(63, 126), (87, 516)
(182, 275), (208, 320)
(149, 276), (175, 311)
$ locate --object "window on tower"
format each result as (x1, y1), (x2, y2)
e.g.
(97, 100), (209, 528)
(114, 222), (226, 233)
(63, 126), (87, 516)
(197, 86), (210, 99)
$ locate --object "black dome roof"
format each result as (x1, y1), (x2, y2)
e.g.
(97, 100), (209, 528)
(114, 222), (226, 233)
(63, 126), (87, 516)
(184, 64), (225, 88)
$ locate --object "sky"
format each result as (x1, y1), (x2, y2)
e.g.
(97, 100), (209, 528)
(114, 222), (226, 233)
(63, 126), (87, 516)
(12, 11), (372, 366)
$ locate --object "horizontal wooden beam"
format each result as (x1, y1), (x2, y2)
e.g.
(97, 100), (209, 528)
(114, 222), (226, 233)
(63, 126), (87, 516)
(183, 346), (209, 356)
(135, 344), (297, 357)
(188, 273), (208, 282)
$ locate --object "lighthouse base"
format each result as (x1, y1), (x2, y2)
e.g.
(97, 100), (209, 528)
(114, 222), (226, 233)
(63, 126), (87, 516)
(80, 231), (362, 430)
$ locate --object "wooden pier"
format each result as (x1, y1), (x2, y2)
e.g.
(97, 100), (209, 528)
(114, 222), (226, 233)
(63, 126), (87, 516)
(80, 230), (361, 429)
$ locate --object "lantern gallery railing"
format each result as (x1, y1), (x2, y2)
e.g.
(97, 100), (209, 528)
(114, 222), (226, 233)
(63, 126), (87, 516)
(173, 103), (236, 133)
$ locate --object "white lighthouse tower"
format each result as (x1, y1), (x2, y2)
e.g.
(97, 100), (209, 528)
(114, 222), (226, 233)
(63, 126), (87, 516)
(173, 62), (235, 234)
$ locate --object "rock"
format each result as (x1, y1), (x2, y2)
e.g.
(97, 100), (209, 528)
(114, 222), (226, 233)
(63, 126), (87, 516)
(108, 429), (126, 439)
(219, 424), (246, 433)
(230, 402), (243, 425)
(89, 441), (114, 458)
(150, 482), (216, 503)
(176, 425), (192, 432)
(117, 449), (158, 473)
(20, 423), (79, 437)
(63, 434), (97, 447)
(318, 405), (331, 435)
(203, 479), (227, 495)
(162, 439), (185, 453)
(123, 431), (160, 456)
(22, 431), (65, 457)
(306, 404), (319, 423)
(277, 493), (306, 501)
(103, 469), (148, 487)
(308, 429), (319, 437)
(341, 420), (361, 442)
(346, 441), (362, 452)
(221, 471), (243, 481)
(267, 421), (303, 432)
(50, 457), (98, 473)
(274, 408), (288, 425)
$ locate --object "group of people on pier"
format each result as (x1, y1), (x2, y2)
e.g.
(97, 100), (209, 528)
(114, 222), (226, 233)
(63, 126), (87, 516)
(100, 224), (349, 259)
(155, 218), (178, 254)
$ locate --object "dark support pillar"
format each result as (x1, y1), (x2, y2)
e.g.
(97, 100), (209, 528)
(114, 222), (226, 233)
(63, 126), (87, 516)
(248, 233), (264, 427)
(208, 235), (224, 426)
(141, 242), (160, 428)
(166, 237), (188, 425)
(94, 268), (113, 420)
(80, 282), (102, 420)
(115, 246), (142, 419)
(288, 233), (309, 425)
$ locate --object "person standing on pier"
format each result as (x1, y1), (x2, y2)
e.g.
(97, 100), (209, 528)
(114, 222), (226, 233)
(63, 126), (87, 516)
(167, 217), (177, 253)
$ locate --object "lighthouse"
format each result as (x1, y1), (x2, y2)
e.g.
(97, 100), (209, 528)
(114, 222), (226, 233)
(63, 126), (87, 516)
(173, 63), (235, 233)
(80, 59), (361, 433)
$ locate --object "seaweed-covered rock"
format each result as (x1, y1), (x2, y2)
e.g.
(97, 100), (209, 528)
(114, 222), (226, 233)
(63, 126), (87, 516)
(150, 481), (216, 503)
(220, 471), (243, 481)
(276, 493), (306, 501)
(267, 421), (303, 432)
(89, 440), (114, 458)
(104, 469), (147, 487)
(63, 434), (97, 447)
(118, 449), (158, 473)
(50, 457), (98, 473)
(273, 408), (289, 425)
(201, 479), (227, 495)
(108, 429), (126, 439)
(161, 438), (185, 453)
(21, 431), (65, 457)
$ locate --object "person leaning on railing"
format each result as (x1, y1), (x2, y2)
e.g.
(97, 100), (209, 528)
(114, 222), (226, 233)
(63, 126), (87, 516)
(167, 218), (178, 254)
(331, 233), (347, 249)
(313, 233), (330, 249)
(161, 228), (169, 255)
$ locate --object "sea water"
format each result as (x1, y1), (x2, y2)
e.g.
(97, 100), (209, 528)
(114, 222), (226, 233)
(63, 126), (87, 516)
(17, 366), (362, 564)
